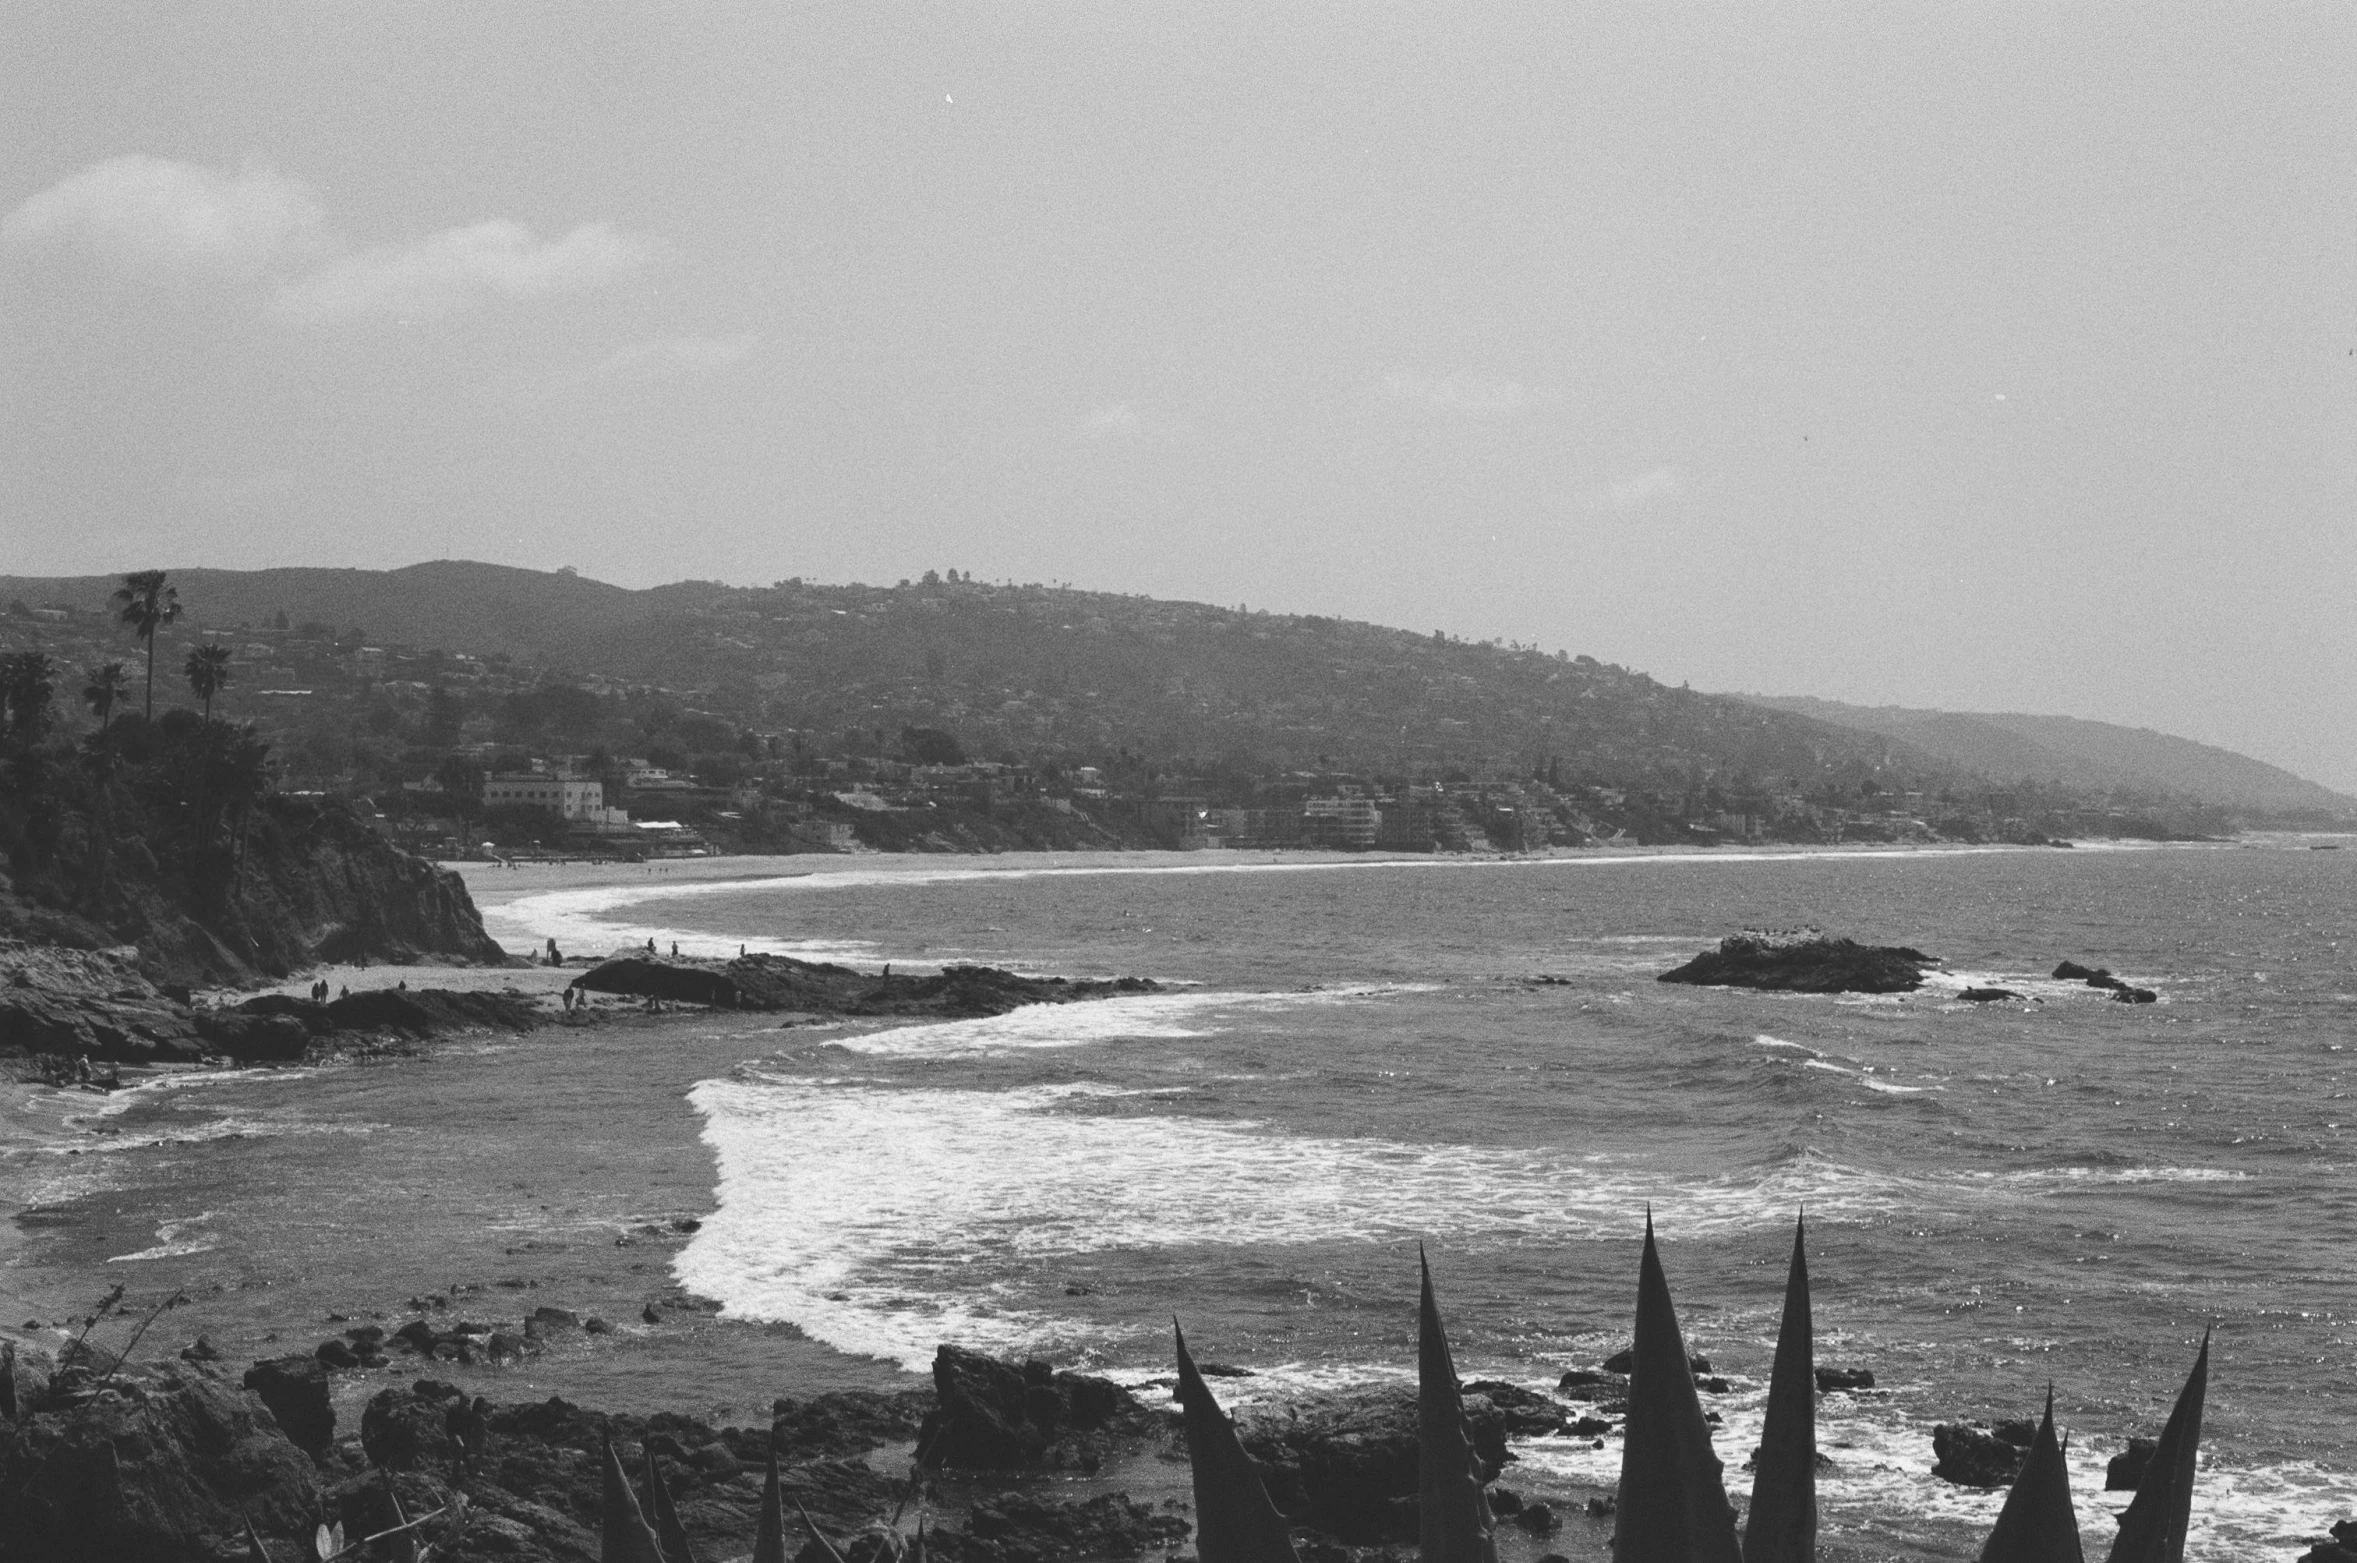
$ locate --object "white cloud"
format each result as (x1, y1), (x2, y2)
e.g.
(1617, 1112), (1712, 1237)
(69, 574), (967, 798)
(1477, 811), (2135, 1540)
(520, 333), (761, 398)
(1, 155), (330, 279)
(1082, 403), (1140, 437)
(1380, 371), (1535, 416)
(268, 220), (660, 323)
(4, 154), (658, 323)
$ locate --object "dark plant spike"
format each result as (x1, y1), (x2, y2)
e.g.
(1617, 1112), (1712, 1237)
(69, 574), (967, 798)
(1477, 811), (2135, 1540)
(912, 1518), (927, 1563)
(1743, 1215), (1817, 1563)
(1174, 1319), (1301, 1563)
(1417, 1248), (1500, 1563)
(243, 1512), (271, 1563)
(601, 1435), (668, 1563)
(1978, 1389), (2085, 1563)
(751, 1444), (787, 1563)
(1, 1338), (15, 1423)
(641, 1443), (701, 1563)
(1613, 1214), (1743, 1563)
(2104, 1333), (2209, 1563)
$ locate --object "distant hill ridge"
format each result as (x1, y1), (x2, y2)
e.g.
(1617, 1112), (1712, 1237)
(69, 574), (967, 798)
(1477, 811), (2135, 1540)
(1740, 695), (2353, 815)
(5, 561), (2344, 818)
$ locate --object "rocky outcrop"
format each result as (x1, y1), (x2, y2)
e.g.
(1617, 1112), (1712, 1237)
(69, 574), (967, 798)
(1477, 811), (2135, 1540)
(2106, 1435), (2157, 1491)
(936, 1493), (1191, 1562)
(1659, 931), (1939, 994)
(242, 1355), (335, 1456)
(572, 953), (1160, 1019)
(2297, 1520), (2357, 1563)
(916, 1345), (1155, 1471)
(1235, 1386), (1513, 1543)
(0, 1362), (321, 1561)
(0, 943), (206, 1064)
(1930, 1418), (2036, 1486)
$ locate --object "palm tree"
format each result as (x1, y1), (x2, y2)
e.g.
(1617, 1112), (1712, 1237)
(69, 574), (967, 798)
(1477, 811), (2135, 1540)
(0, 651), (58, 744)
(110, 570), (180, 720)
(184, 642), (233, 722)
(83, 662), (129, 733)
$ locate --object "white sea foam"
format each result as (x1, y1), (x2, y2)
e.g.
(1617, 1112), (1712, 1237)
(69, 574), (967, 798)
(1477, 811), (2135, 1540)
(678, 1075), (1923, 1368)
(107, 1211), (216, 1263)
(833, 984), (1436, 1059)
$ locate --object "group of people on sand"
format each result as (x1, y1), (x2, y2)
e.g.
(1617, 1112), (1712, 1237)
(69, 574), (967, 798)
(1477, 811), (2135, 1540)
(303, 978), (347, 1002)
(42, 1052), (121, 1091)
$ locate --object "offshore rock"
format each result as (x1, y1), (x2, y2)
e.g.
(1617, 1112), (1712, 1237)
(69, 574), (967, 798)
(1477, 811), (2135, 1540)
(571, 951), (1160, 1018)
(0, 1362), (320, 1561)
(1931, 1420), (2036, 1487)
(241, 1355), (334, 1456)
(1236, 1387), (1512, 1544)
(2107, 1437), (2158, 1491)
(918, 1345), (1154, 1470)
(1659, 931), (1939, 994)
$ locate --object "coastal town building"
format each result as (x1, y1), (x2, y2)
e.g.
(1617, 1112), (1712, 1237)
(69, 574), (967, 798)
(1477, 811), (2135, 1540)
(481, 774), (609, 820)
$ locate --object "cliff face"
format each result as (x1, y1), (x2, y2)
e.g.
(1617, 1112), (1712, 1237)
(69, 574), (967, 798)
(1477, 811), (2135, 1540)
(0, 795), (508, 986)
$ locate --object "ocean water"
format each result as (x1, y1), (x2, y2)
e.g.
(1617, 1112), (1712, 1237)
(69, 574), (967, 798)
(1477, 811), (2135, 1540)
(10, 842), (2355, 1559)
(566, 843), (2357, 1559)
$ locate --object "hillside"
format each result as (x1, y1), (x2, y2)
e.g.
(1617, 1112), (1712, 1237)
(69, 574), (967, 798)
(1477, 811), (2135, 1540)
(6, 562), (1946, 793)
(1741, 695), (2354, 816)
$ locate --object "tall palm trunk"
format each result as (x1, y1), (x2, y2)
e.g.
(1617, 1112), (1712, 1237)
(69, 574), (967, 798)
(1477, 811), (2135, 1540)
(143, 632), (156, 720)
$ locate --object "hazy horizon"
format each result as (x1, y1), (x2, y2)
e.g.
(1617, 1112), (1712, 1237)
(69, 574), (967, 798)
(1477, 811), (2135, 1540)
(6, 5), (2353, 789)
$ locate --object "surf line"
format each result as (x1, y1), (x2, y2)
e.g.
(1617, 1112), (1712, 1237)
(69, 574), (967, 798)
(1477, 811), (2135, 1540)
(494, 838), (2194, 945)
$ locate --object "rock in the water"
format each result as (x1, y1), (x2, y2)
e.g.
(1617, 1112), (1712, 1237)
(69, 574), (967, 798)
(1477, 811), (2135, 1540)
(2052, 961), (2104, 981)
(1814, 1367), (1875, 1392)
(243, 1355), (335, 1455)
(1599, 1347), (1710, 1376)
(1235, 1385), (1511, 1543)
(2296, 1521), (2357, 1563)
(1930, 1420), (2034, 1486)
(2112, 985), (2159, 1004)
(2106, 1435), (2158, 1491)
(1462, 1379), (1570, 1436)
(917, 1345), (1151, 1470)
(571, 951), (1161, 1019)
(1957, 987), (2020, 1003)
(0, 1362), (320, 1558)
(1659, 932), (1939, 994)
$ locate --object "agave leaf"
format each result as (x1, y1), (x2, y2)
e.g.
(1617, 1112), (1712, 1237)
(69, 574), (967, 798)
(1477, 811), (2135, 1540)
(641, 1444), (701, 1563)
(2104, 1334), (2208, 1563)
(1742, 1216), (1817, 1563)
(1612, 1214), (1743, 1563)
(1417, 1249), (1499, 1563)
(751, 1445), (788, 1563)
(1978, 1390), (2085, 1563)
(601, 1435), (668, 1563)
(1175, 1319), (1300, 1563)
(242, 1512), (271, 1563)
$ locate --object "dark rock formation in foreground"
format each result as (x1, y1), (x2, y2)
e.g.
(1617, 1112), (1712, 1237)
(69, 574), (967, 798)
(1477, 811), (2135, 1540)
(571, 951), (1159, 1017)
(1931, 1418), (2037, 1486)
(919, 1343), (1158, 1471)
(1235, 1387), (1513, 1544)
(1658, 931), (1940, 994)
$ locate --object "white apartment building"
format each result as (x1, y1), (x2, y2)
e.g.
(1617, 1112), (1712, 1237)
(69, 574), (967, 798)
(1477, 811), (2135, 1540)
(482, 774), (608, 819)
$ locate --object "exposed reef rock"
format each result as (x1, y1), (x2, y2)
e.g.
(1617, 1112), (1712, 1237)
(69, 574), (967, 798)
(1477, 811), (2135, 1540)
(571, 952), (1160, 1017)
(917, 1344), (1157, 1470)
(1930, 1418), (2036, 1486)
(1235, 1386), (1513, 1543)
(1658, 931), (1939, 994)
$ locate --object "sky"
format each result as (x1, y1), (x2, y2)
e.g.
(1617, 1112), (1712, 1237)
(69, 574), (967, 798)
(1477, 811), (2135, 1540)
(4, 3), (2354, 790)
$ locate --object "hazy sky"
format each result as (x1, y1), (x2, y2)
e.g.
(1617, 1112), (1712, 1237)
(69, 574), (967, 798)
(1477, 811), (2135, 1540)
(5, 4), (2354, 789)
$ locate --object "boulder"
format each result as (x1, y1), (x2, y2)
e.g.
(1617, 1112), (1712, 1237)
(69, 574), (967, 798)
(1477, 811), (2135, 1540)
(1600, 1347), (1709, 1375)
(1815, 1366), (1875, 1392)
(360, 1381), (464, 1470)
(2297, 1522), (2357, 1563)
(313, 1338), (361, 1371)
(1556, 1368), (1627, 1394)
(1659, 931), (1938, 994)
(2106, 1435), (2158, 1491)
(2111, 986), (2159, 1004)
(1462, 1380), (1569, 1436)
(0, 1363), (319, 1560)
(917, 1346), (1151, 1471)
(2052, 961), (2104, 981)
(242, 1355), (334, 1455)
(194, 1009), (313, 1062)
(1957, 987), (2020, 1003)
(1237, 1386), (1511, 1543)
(1931, 1420), (2034, 1486)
